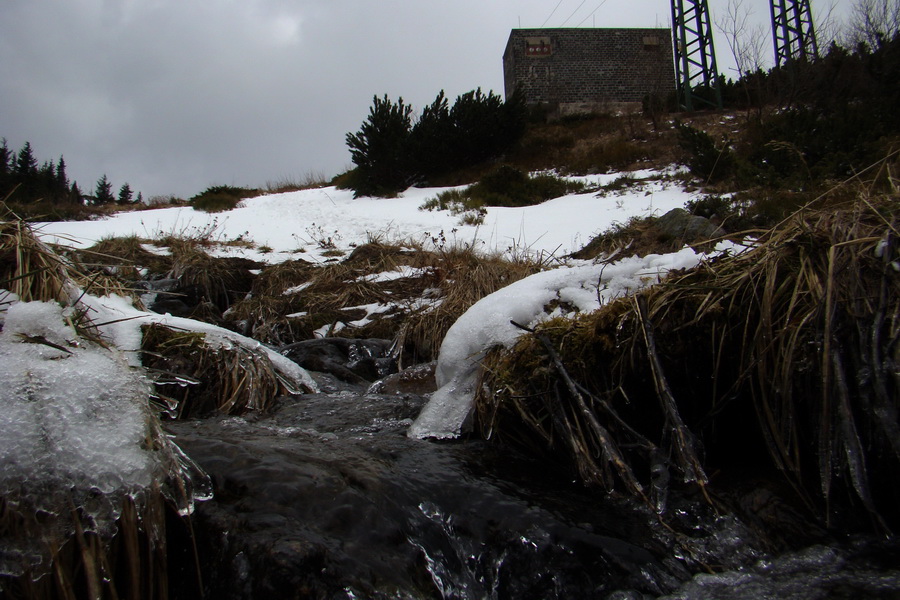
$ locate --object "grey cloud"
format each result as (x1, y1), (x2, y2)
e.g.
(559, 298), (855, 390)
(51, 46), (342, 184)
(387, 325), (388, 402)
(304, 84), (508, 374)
(0, 0), (852, 199)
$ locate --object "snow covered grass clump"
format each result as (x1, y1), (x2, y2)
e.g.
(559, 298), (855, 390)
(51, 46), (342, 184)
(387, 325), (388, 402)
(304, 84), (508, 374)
(409, 243), (742, 439)
(0, 215), (309, 587)
(0, 297), (214, 586)
(0, 301), (156, 494)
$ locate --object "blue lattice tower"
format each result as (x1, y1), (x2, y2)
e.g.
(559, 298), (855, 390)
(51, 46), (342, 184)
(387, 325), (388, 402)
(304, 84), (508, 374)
(671, 0), (722, 111)
(770, 0), (819, 67)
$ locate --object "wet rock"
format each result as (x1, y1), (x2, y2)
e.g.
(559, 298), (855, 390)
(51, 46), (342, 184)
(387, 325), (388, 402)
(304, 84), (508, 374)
(279, 337), (397, 384)
(368, 361), (438, 395)
(149, 297), (194, 317)
(655, 208), (724, 244)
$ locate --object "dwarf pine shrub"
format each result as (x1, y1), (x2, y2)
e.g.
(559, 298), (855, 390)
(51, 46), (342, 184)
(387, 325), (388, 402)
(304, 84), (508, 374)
(189, 185), (259, 213)
(345, 90), (526, 197)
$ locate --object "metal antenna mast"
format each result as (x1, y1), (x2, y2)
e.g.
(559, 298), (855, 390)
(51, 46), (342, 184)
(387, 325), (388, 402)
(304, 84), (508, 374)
(770, 0), (819, 67)
(671, 0), (723, 111)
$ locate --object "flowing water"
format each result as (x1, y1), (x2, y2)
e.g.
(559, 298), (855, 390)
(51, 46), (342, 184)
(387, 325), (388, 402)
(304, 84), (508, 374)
(164, 374), (900, 599)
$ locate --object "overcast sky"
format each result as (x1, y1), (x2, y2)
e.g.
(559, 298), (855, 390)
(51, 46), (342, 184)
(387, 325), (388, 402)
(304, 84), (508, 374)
(1, 0), (850, 200)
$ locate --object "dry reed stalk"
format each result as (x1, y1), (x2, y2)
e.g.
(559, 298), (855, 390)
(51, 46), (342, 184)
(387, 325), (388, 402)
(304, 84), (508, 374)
(1, 492), (173, 600)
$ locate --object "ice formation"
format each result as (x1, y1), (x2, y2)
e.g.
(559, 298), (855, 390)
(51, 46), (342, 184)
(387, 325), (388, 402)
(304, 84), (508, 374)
(408, 244), (742, 439)
(0, 301), (155, 491)
(0, 299), (201, 578)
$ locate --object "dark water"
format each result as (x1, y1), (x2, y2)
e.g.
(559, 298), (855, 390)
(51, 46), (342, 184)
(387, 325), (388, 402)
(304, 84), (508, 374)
(164, 375), (900, 599)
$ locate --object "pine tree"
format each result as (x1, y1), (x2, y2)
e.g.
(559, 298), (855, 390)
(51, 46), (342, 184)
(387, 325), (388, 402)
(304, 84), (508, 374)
(0, 139), (10, 197)
(56, 156), (68, 190)
(13, 142), (40, 201)
(117, 183), (133, 205)
(0, 139), (10, 177)
(15, 142), (38, 177)
(94, 174), (114, 205)
(345, 94), (414, 197)
(70, 181), (83, 204)
(409, 90), (453, 181)
(37, 160), (57, 201)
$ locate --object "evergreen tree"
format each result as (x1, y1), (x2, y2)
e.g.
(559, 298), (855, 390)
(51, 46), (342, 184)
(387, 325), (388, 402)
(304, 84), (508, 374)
(15, 142), (38, 177)
(0, 139), (10, 177)
(344, 89), (526, 197)
(409, 90), (453, 181)
(94, 174), (115, 205)
(13, 142), (40, 200)
(37, 159), (58, 200)
(56, 156), (68, 190)
(117, 183), (133, 205)
(70, 181), (83, 204)
(345, 94), (414, 197)
(447, 88), (526, 167)
(0, 139), (10, 197)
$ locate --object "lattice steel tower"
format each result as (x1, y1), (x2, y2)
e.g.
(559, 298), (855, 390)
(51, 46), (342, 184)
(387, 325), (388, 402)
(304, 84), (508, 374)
(671, 0), (722, 111)
(770, 0), (819, 67)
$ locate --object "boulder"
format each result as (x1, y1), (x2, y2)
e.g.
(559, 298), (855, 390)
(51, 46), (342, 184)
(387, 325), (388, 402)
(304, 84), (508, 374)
(279, 337), (396, 384)
(367, 361), (437, 395)
(655, 208), (724, 244)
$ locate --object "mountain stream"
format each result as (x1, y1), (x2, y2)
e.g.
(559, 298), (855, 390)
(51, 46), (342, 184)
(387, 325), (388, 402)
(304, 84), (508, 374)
(164, 373), (900, 599)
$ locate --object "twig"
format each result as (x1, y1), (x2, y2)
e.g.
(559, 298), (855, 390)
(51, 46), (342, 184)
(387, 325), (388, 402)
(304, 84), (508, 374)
(634, 295), (710, 498)
(511, 319), (646, 498)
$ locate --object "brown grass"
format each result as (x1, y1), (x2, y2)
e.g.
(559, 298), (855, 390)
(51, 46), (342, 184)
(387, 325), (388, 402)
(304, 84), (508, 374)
(140, 323), (300, 417)
(505, 111), (678, 175)
(79, 235), (173, 281)
(0, 208), (75, 304)
(223, 240), (546, 363)
(476, 188), (900, 532)
(571, 215), (695, 260)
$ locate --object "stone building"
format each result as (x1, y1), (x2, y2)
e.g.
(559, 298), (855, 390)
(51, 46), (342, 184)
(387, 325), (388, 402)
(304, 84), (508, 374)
(502, 28), (675, 113)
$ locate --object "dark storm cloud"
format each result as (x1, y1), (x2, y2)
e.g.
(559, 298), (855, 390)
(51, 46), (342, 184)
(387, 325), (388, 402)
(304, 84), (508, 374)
(0, 0), (848, 199)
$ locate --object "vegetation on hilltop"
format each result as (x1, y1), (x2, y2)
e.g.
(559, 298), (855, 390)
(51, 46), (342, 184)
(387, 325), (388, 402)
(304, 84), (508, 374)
(340, 89), (527, 197)
(188, 184), (261, 213)
(1, 138), (141, 220)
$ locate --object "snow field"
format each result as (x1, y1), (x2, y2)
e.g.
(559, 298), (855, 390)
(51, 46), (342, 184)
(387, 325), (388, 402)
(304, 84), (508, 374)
(36, 169), (694, 264)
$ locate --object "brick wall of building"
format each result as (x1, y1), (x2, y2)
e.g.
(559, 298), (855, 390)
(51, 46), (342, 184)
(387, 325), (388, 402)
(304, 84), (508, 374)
(503, 28), (675, 106)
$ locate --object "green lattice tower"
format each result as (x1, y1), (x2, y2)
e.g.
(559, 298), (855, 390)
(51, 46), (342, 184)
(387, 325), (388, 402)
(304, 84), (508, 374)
(770, 0), (819, 67)
(671, 0), (723, 111)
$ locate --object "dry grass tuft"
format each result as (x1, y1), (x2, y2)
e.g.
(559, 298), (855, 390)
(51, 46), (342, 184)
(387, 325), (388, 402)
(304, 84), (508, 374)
(167, 244), (257, 313)
(0, 209), (75, 304)
(223, 240), (547, 363)
(399, 245), (544, 363)
(571, 215), (695, 260)
(477, 189), (900, 531)
(141, 323), (289, 417)
(79, 235), (172, 281)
